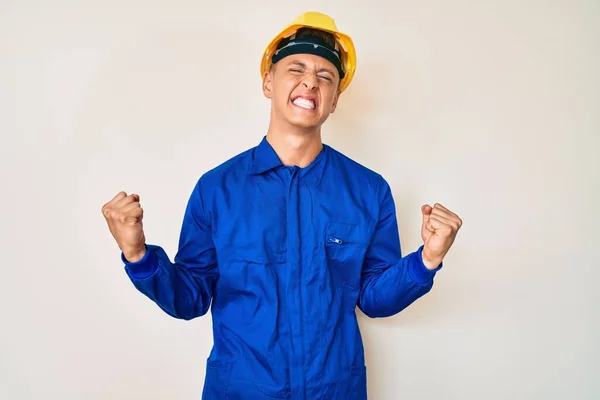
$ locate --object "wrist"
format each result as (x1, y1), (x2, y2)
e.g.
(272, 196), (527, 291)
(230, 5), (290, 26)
(421, 249), (442, 270)
(123, 245), (147, 263)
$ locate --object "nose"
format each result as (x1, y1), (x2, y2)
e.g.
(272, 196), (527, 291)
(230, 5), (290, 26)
(301, 73), (318, 90)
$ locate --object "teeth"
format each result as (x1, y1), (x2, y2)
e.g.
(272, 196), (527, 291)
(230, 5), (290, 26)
(293, 97), (315, 110)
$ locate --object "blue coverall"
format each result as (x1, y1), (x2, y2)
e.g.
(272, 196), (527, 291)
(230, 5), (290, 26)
(122, 136), (442, 399)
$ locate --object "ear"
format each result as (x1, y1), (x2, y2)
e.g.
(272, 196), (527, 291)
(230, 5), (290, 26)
(262, 69), (274, 99)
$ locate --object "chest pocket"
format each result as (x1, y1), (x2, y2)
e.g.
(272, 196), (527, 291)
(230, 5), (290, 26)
(324, 221), (370, 289)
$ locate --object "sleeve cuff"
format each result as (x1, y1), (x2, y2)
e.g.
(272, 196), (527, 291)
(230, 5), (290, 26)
(407, 245), (443, 284)
(122, 245), (159, 280)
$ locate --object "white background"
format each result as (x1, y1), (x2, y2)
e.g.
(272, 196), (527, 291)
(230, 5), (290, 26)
(1, 1), (598, 399)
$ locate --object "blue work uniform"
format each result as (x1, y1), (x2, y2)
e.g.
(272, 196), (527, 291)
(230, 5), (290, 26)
(122, 136), (442, 399)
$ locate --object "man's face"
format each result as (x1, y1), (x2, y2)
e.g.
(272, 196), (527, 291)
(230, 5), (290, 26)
(262, 53), (341, 131)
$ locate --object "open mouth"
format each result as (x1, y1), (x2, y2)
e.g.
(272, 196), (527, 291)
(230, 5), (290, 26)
(292, 96), (317, 110)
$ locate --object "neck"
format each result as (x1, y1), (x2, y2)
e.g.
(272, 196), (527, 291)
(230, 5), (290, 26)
(265, 125), (323, 168)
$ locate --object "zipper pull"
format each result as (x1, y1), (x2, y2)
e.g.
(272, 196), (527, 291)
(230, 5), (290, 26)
(328, 237), (343, 244)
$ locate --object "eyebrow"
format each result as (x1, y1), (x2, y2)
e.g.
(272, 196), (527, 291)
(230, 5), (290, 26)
(288, 60), (335, 76)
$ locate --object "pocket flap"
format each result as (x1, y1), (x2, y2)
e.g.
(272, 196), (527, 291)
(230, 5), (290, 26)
(325, 222), (369, 246)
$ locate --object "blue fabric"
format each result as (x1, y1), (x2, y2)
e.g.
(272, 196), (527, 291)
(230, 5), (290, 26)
(123, 136), (442, 399)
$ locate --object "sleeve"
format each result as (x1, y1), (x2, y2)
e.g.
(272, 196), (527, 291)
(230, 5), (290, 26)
(122, 178), (219, 320)
(358, 179), (442, 318)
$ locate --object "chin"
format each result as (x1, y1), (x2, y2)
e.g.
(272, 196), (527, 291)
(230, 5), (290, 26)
(288, 120), (322, 132)
(287, 114), (328, 131)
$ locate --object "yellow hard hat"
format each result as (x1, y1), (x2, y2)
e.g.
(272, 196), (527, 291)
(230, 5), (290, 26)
(260, 11), (357, 93)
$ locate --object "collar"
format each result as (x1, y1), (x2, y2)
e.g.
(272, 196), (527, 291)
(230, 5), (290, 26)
(249, 136), (283, 175)
(249, 136), (328, 186)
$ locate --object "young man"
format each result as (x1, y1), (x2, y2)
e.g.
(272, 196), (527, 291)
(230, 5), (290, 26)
(102, 11), (462, 399)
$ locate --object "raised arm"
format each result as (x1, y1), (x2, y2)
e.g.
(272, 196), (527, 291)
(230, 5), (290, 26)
(102, 179), (219, 320)
(358, 181), (442, 318)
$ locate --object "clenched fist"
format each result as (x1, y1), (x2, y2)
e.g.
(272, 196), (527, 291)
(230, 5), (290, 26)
(420, 203), (462, 270)
(101, 191), (147, 263)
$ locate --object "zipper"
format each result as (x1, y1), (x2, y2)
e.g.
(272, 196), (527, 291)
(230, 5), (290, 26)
(327, 236), (343, 244)
(327, 236), (369, 246)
